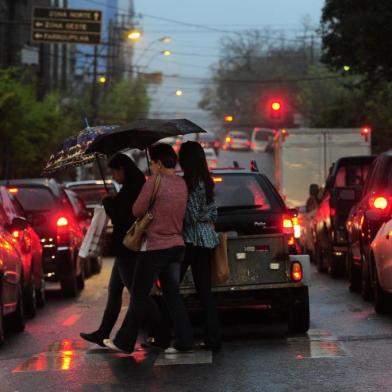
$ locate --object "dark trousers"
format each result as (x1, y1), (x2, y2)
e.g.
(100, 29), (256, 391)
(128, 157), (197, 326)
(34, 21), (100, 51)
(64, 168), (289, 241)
(114, 246), (194, 352)
(97, 257), (136, 337)
(181, 245), (221, 348)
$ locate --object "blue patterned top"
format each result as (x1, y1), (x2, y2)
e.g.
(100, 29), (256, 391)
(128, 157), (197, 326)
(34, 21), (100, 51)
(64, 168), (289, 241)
(183, 181), (220, 249)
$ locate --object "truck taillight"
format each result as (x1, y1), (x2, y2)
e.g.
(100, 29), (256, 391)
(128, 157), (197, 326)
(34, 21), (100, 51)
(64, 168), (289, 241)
(291, 262), (303, 282)
(282, 218), (293, 235)
(369, 196), (388, 210)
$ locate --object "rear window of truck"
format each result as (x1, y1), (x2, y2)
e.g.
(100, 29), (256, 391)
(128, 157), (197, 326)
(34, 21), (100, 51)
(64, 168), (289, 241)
(213, 174), (276, 210)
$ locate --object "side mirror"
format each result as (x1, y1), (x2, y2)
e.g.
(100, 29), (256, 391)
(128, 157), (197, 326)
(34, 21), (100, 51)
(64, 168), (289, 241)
(365, 209), (383, 221)
(11, 216), (28, 231)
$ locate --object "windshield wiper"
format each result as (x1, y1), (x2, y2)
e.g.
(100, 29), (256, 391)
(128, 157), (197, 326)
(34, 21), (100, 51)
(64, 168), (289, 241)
(218, 205), (263, 211)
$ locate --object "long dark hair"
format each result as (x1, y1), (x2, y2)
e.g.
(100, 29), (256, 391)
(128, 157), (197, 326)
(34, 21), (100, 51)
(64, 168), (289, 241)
(179, 141), (214, 204)
(108, 153), (145, 188)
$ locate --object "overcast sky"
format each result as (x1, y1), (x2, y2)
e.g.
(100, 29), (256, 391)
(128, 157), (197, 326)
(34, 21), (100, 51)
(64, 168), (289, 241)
(124, 0), (326, 128)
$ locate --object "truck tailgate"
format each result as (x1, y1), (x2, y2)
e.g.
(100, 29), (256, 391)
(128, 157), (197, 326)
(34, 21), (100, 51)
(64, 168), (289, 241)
(181, 234), (289, 290)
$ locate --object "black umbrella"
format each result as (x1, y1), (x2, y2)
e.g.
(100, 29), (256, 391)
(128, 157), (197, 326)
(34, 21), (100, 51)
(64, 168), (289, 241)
(86, 119), (206, 155)
(42, 125), (119, 192)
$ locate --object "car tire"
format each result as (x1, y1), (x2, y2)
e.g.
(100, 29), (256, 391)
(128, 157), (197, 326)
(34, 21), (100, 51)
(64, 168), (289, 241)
(288, 287), (310, 334)
(9, 285), (25, 333)
(348, 251), (361, 292)
(84, 257), (92, 278)
(61, 276), (78, 298)
(316, 245), (326, 273)
(361, 255), (373, 301)
(77, 265), (85, 291)
(36, 276), (46, 308)
(23, 273), (37, 319)
(373, 260), (391, 315)
(0, 302), (4, 346)
(91, 256), (102, 274)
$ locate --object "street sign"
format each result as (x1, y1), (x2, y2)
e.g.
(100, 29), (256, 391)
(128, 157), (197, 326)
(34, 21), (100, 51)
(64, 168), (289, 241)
(31, 7), (102, 44)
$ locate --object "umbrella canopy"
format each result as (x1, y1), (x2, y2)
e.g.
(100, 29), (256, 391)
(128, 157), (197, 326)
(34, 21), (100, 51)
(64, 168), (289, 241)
(42, 125), (119, 175)
(86, 118), (206, 155)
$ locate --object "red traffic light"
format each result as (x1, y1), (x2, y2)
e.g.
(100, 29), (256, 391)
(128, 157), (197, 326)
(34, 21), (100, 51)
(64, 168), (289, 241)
(361, 127), (371, 141)
(271, 101), (282, 111)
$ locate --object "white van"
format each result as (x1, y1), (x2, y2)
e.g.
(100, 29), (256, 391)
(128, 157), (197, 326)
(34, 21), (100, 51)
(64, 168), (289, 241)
(251, 128), (274, 152)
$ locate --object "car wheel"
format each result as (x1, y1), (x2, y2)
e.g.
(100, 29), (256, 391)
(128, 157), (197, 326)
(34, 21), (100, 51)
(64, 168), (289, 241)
(61, 276), (78, 298)
(316, 245), (326, 273)
(77, 264), (85, 291)
(9, 285), (25, 333)
(0, 303), (4, 346)
(361, 255), (373, 301)
(373, 260), (391, 314)
(84, 257), (92, 278)
(91, 256), (102, 274)
(23, 273), (37, 319)
(288, 287), (310, 334)
(36, 276), (46, 308)
(348, 250), (361, 292)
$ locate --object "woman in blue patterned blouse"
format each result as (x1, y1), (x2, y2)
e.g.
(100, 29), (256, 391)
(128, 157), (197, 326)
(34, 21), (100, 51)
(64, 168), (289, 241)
(179, 141), (221, 351)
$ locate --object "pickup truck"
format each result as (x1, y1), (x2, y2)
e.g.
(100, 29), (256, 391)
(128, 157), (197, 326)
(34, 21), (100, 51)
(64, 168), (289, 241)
(180, 168), (311, 334)
(312, 156), (375, 277)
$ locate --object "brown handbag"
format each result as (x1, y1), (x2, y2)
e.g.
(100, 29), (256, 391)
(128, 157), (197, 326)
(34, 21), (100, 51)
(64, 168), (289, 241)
(122, 175), (161, 252)
(211, 233), (230, 285)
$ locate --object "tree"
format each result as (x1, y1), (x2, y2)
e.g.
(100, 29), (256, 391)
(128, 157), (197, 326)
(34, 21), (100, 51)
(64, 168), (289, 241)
(0, 69), (76, 178)
(320, 0), (392, 83)
(199, 30), (314, 128)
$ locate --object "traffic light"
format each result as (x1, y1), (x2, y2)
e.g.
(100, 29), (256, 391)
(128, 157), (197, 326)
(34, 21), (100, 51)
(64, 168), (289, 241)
(269, 100), (283, 120)
(361, 127), (371, 142)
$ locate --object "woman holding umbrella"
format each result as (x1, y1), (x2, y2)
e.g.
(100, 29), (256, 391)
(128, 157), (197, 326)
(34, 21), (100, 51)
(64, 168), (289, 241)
(80, 153), (146, 346)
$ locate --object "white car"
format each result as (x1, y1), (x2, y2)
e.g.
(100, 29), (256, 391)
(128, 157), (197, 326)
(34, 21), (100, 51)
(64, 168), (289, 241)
(370, 216), (392, 314)
(250, 128), (274, 152)
(204, 148), (218, 169)
(222, 131), (251, 151)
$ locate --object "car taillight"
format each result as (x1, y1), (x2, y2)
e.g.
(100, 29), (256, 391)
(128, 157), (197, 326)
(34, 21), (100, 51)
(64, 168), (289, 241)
(8, 188), (19, 194)
(245, 140), (251, 146)
(292, 217), (301, 238)
(214, 141), (220, 148)
(330, 207), (336, 217)
(12, 230), (20, 239)
(213, 177), (223, 183)
(291, 262), (303, 282)
(369, 196), (388, 210)
(225, 137), (232, 143)
(56, 216), (70, 245)
(57, 217), (69, 227)
(283, 218), (293, 234)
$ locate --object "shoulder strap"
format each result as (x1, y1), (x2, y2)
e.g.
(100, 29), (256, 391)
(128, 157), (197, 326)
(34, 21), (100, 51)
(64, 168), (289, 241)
(148, 174), (161, 209)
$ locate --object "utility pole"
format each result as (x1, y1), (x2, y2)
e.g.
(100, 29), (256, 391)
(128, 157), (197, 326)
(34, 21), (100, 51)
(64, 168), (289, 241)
(61, 0), (68, 91)
(91, 45), (98, 123)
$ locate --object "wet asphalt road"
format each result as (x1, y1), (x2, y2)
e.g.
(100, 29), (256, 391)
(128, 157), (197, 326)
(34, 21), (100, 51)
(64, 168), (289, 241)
(1, 151), (392, 391)
(1, 256), (392, 392)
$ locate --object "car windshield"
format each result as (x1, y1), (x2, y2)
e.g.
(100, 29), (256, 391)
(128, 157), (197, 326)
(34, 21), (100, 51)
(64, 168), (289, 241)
(334, 164), (372, 187)
(213, 174), (272, 210)
(11, 187), (56, 211)
(68, 186), (110, 206)
(255, 131), (273, 141)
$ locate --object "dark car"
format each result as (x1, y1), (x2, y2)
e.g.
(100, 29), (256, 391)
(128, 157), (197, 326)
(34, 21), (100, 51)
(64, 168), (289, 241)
(180, 168), (311, 333)
(346, 150), (392, 299)
(0, 202), (26, 345)
(313, 156), (375, 277)
(1, 187), (45, 318)
(1, 179), (86, 297)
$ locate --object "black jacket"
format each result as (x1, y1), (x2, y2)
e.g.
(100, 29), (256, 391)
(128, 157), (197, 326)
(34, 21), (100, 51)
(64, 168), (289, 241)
(103, 182), (144, 258)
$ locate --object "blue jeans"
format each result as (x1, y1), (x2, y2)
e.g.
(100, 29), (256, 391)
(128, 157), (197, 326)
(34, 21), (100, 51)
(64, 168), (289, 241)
(114, 246), (194, 352)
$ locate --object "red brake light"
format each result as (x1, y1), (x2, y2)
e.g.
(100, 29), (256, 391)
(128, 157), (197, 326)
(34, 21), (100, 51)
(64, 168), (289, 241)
(57, 217), (69, 227)
(291, 262), (303, 282)
(370, 196), (388, 210)
(12, 230), (20, 239)
(283, 218), (293, 233)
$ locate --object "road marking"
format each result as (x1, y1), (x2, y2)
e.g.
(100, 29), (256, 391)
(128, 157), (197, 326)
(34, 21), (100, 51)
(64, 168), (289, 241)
(62, 314), (81, 326)
(154, 350), (212, 366)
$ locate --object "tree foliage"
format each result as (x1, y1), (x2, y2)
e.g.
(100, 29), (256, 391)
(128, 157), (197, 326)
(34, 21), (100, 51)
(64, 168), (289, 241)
(320, 0), (392, 83)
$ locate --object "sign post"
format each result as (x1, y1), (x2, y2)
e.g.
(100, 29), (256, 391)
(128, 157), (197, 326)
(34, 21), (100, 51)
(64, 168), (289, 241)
(31, 8), (102, 44)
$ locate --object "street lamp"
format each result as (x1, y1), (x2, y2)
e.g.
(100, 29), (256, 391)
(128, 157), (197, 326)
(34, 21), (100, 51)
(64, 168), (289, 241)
(127, 29), (142, 41)
(161, 50), (172, 57)
(98, 76), (107, 84)
(175, 89), (183, 96)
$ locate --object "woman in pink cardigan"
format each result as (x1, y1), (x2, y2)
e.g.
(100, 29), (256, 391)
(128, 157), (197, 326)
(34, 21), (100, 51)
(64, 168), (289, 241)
(104, 143), (194, 354)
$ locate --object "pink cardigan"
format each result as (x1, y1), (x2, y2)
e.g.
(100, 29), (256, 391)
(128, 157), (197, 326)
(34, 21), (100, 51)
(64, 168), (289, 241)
(132, 174), (188, 251)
